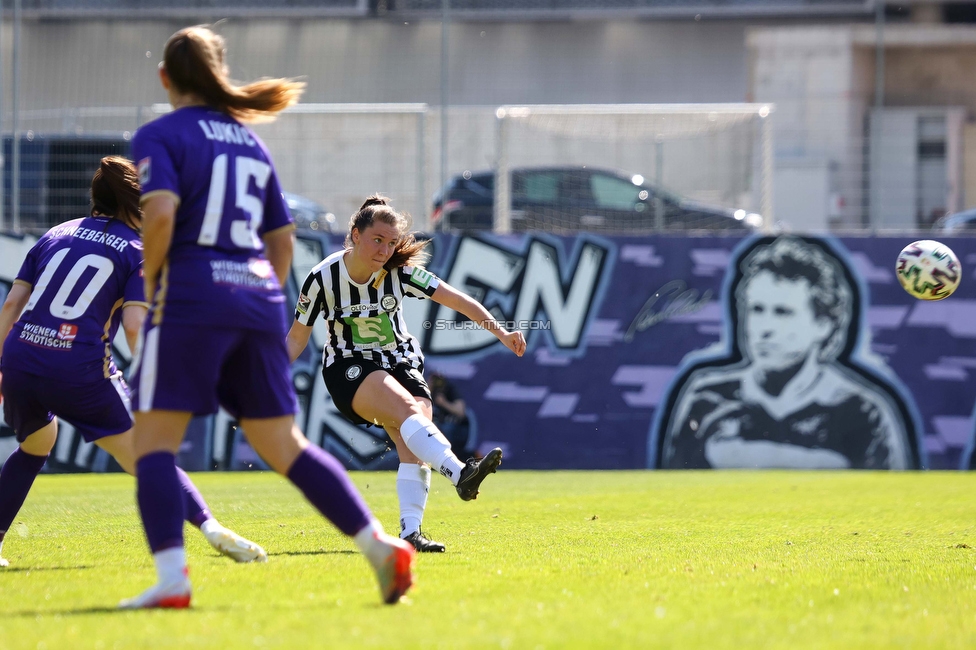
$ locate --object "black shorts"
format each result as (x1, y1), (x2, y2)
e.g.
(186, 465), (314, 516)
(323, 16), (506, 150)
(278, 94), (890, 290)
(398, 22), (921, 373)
(323, 357), (431, 427)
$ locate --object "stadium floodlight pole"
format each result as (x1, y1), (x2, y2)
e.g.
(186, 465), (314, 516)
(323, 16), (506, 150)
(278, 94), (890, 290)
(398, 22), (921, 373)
(11, 0), (19, 233)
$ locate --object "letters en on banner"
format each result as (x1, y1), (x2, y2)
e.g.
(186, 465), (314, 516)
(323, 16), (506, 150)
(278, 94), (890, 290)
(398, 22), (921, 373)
(2, 231), (975, 471)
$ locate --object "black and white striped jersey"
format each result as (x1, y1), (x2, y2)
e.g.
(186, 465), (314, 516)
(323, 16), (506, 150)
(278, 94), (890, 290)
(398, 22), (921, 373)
(294, 249), (440, 369)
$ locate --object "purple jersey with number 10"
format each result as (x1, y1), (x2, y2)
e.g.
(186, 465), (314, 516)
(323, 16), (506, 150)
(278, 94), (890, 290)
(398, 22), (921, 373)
(1, 216), (145, 383)
(131, 106), (294, 332)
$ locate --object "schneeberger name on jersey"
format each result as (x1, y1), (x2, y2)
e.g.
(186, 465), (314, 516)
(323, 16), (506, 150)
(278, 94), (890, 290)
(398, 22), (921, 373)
(47, 223), (130, 253)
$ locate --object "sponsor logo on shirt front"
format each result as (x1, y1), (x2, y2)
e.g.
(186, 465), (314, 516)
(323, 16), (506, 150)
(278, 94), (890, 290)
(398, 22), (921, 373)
(209, 259), (276, 291)
(18, 323), (74, 350)
(57, 324), (78, 342)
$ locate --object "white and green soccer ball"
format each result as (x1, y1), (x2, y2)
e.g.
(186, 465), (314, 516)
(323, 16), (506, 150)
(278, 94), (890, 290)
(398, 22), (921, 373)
(895, 239), (962, 301)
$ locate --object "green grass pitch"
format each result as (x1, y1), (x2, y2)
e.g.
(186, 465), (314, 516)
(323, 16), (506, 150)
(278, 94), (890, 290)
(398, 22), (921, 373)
(1, 470), (975, 648)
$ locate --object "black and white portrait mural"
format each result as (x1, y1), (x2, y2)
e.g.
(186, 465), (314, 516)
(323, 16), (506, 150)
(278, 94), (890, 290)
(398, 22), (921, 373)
(651, 236), (924, 470)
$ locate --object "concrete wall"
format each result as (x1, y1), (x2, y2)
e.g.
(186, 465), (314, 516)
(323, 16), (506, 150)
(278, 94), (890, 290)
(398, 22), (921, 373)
(0, 18), (751, 109)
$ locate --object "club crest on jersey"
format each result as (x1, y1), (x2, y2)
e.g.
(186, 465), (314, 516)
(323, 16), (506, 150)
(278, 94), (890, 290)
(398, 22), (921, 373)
(138, 157), (151, 185)
(297, 294), (311, 314)
(345, 365), (362, 381)
(381, 295), (397, 312)
(56, 324), (78, 342)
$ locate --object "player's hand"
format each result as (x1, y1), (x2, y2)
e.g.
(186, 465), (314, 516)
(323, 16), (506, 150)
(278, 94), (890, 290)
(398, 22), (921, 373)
(500, 329), (526, 357)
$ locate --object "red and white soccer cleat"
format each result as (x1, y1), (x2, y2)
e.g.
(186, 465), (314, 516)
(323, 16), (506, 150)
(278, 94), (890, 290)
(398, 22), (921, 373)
(118, 574), (192, 610)
(373, 534), (415, 605)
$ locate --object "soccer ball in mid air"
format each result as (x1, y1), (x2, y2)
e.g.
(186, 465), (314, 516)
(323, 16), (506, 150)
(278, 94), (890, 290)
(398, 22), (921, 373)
(895, 240), (961, 301)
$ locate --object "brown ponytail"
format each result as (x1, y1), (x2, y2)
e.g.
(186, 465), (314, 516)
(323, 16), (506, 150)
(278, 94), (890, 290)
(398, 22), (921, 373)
(347, 194), (430, 270)
(163, 26), (305, 123)
(91, 156), (142, 231)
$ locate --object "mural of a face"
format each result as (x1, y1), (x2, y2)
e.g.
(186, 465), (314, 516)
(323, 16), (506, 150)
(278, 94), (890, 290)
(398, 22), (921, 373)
(742, 270), (833, 373)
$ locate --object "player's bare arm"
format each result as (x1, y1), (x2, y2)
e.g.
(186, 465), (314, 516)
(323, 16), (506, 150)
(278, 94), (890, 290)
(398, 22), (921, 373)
(286, 320), (314, 363)
(140, 193), (178, 303)
(263, 226), (296, 287)
(0, 282), (31, 360)
(431, 281), (526, 357)
(121, 304), (149, 355)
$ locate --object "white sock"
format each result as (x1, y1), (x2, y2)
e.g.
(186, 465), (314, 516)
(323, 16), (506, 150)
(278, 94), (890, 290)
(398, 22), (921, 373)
(153, 547), (188, 585)
(398, 414), (465, 485)
(397, 463), (430, 538)
(353, 518), (392, 568)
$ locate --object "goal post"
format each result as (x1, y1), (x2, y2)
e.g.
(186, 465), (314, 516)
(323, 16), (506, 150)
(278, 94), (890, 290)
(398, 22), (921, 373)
(493, 103), (775, 234)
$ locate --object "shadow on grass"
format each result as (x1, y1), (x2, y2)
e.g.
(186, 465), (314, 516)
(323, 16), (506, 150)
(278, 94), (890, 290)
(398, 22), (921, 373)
(269, 549), (357, 557)
(2, 604), (235, 618)
(1, 565), (94, 573)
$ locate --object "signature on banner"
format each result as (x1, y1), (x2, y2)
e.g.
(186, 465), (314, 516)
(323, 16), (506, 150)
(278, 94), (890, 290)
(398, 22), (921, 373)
(624, 280), (712, 342)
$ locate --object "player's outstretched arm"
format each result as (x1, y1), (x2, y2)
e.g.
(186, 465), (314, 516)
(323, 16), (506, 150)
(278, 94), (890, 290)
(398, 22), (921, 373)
(431, 281), (526, 357)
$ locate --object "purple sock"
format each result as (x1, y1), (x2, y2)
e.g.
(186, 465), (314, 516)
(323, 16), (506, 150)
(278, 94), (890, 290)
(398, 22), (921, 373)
(0, 448), (48, 537)
(136, 451), (186, 553)
(176, 468), (212, 528)
(286, 445), (371, 537)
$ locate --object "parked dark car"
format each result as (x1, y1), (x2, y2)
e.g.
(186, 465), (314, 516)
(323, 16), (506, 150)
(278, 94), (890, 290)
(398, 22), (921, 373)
(284, 192), (337, 233)
(933, 208), (976, 235)
(431, 166), (762, 233)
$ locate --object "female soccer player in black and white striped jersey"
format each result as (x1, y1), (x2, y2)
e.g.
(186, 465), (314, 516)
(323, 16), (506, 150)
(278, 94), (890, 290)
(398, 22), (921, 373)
(287, 195), (526, 553)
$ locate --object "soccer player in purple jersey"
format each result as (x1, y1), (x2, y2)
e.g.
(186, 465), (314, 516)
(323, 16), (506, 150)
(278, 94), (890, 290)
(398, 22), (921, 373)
(0, 157), (266, 567)
(287, 196), (526, 553)
(121, 26), (414, 609)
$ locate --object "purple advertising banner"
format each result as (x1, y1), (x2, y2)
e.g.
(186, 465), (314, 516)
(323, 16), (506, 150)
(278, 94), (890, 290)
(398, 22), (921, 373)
(286, 232), (975, 471)
(4, 231), (975, 472)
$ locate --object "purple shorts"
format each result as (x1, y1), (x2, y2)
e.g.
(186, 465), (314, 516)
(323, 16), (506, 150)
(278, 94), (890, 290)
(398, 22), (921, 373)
(1, 366), (132, 443)
(130, 322), (298, 419)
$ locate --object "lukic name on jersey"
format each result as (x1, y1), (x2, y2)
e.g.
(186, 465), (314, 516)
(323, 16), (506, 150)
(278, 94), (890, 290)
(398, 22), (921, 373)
(197, 120), (257, 147)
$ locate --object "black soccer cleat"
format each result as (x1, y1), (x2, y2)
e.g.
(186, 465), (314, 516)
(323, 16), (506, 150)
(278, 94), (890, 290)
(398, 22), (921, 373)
(403, 530), (446, 553)
(455, 447), (503, 501)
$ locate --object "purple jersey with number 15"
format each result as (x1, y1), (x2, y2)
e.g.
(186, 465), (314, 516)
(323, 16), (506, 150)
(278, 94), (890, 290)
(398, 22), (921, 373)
(1, 216), (145, 383)
(131, 106), (294, 332)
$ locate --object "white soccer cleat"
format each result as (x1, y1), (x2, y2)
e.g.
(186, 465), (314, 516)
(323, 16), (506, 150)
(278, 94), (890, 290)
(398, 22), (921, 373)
(118, 575), (192, 610)
(0, 556), (8, 568)
(203, 525), (268, 563)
